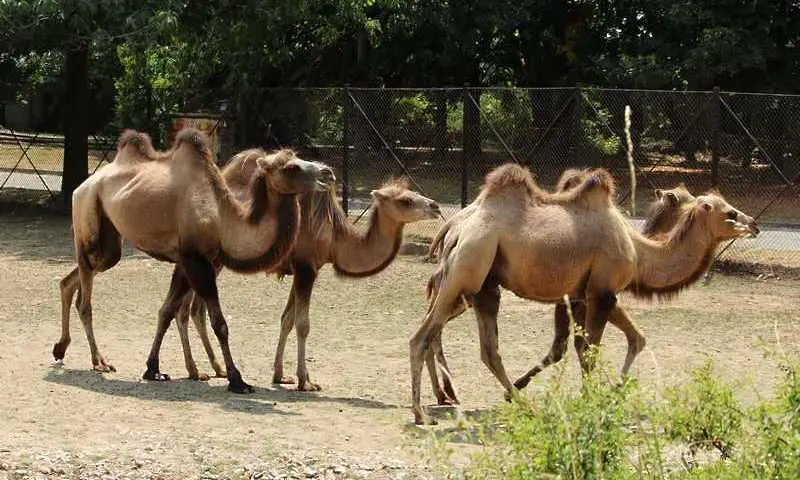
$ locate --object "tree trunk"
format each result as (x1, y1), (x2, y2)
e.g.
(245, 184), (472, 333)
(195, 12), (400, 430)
(61, 43), (90, 206)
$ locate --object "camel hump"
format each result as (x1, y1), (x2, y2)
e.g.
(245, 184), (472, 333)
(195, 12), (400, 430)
(555, 168), (590, 192)
(483, 163), (539, 198)
(570, 168), (617, 200)
(175, 128), (212, 157)
(117, 129), (160, 160)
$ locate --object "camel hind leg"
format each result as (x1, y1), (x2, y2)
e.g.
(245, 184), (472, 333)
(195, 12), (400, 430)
(189, 295), (226, 378)
(53, 267), (79, 362)
(69, 212), (122, 372)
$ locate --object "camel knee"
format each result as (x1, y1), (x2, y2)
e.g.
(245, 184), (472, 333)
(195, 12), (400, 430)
(596, 292), (617, 314)
(296, 319), (310, 339)
(209, 314), (229, 341)
(632, 333), (647, 354)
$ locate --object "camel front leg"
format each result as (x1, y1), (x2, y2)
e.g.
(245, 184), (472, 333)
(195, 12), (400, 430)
(53, 267), (79, 362)
(175, 292), (210, 381)
(514, 302), (573, 390)
(574, 292), (614, 373)
(291, 263), (320, 392)
(272, 289), (296, 385)
(143, 266), (190, 381)
(606, 305), (647, 376)
(182, 252), (253, 394)
(471, 283), (515, 399)
(189, 295), (226, 378)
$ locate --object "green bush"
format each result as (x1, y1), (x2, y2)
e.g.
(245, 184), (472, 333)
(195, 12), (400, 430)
(430, 357), (800, 480)
(662, 361), (744, 457)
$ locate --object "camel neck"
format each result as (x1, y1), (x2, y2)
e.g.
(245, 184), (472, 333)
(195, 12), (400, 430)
(629, 213), (716, 298)
(331, 206), (404, 277)
(217, 178), (300, 273)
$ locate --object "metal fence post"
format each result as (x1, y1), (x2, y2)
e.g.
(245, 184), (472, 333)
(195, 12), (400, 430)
(461, 83), (478, 208)
(342, 85), (351, 215)
(711, 86), (721, 187)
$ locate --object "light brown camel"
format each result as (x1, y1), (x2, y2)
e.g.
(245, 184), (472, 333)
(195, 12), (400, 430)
(53, 129), (335, 393)
(159, 165), (441, 387)
(424, 176), (697, 405)
(410, 163), (758, 424)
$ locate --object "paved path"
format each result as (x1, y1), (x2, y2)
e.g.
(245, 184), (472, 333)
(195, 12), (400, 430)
(4, 170), (798, 252)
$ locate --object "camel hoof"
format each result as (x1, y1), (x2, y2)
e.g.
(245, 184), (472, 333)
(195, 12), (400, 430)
(93, 363), (116, 373)
(437, 396), (459, 406)
(190, 371), (211, 382)
(297, 381), (322, 392)
(52, 342), (69, 361)
(272, 375), (296, 385)
(142, 369), (171, 381)
(414, 415), (438, 426)
(228, 381), (255, 394)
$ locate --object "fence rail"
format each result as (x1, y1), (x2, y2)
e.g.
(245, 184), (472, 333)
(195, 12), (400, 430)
(2, 87), (799, 270)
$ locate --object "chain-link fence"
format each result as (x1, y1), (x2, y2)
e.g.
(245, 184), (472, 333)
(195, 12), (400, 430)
(2, 87), (799, 270)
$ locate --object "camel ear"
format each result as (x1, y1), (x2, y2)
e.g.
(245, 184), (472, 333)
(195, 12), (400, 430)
(371, 189), (388, 202)
(665, 192), (679, 206)
(697, 201), (713, 214)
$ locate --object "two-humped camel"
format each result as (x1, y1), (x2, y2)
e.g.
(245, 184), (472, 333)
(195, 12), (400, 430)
(147, 157), (441, 388)
(53, 129), (335, 393)
(411, 163), (759, 424)
(425, 171), (697, 405)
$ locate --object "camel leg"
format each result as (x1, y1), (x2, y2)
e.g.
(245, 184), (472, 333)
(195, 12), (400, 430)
(607, 305), (647, 376)
(292, 263), (320, 392)
(75, 265), (115, 372)
(175, 292), (211, 381)
(181, 252), (253, 393)
(271, 289), (297, 385)
(574, 292), (614, 373)
(471, 281), (516, 399)
(513, 302), (574, 390)
(53, 267), (80, 361)
(425, 329), (458, 405)
(143, 266), (190, 381)
(410, 307), (449, 425)
(190, 295), (226, 378)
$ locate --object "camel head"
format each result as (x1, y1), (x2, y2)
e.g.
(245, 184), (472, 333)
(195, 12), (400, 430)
(654, 183), (694, 208)
(370, 178), (441, 223)
(255, 149), (336, 194)
(691, 192), (760, 240)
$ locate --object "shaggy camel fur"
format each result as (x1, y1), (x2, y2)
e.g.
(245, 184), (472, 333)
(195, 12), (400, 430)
(424, 176), (697, 405)
(410, 163), (759, 424)
(53, 129), (335, 393)
(161, 165), (440, 387)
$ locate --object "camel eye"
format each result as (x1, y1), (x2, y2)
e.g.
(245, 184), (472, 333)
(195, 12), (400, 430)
(399, 198), (413, 207)
(727, 210), (738, 220)
(285, 164), (301, 173)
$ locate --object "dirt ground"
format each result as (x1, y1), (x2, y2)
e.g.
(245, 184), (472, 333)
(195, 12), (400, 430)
(1, 213), (799, 480)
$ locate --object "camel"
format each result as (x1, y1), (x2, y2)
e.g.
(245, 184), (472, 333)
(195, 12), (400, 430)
(410, 163), (758, 424)
(52, 129), (336, 393)
(154, 163), (441, 388)
(424, 176), (697, 405)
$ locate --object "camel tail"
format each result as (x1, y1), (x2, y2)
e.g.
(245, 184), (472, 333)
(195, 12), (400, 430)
(428, 222), (451, 259)
(117, 129), (160, 160)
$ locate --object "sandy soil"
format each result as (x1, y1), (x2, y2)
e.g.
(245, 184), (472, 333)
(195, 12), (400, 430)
(0, 213), (798, 479)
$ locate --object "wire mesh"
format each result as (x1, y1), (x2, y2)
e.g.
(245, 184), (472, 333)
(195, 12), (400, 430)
(2, 88), (799, 269)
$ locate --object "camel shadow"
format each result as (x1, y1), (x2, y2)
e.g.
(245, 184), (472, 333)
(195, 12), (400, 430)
(403, 406), (497, 446)
(43, 367), (400, 414)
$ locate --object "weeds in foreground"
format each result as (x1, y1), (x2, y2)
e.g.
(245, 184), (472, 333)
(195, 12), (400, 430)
(427, 355), (800, 480)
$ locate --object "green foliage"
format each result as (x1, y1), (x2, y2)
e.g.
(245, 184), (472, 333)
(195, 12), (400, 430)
(662, 361), (744, 456)
(433, 357), (800, 479)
